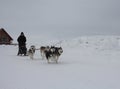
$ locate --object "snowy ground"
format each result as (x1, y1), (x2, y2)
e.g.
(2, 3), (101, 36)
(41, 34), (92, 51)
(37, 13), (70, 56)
(0, 36), (120, 89)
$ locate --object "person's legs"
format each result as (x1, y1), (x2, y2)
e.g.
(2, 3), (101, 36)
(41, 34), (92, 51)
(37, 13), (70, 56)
(17, 46), (22, 55)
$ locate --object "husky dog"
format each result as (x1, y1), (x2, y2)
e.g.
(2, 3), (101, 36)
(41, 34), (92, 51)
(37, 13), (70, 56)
(44, 46), (63, 63)
(28, 45), (36, 59)
(40, 46), (50, 59)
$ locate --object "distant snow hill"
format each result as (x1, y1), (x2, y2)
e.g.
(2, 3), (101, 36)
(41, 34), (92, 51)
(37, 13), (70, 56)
(53, 36), (120, 50)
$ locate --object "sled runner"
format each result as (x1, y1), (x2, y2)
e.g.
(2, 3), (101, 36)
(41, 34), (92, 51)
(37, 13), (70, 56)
(17, 45), (27, 56)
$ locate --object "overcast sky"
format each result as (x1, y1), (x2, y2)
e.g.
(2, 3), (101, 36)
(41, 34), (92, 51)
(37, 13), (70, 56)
(0, 0), (120, 42)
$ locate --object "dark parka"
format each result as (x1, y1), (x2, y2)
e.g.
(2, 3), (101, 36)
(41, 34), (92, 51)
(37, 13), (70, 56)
(17, 32), (26, 47)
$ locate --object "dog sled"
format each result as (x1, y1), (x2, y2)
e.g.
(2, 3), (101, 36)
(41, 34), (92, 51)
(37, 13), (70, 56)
(17, 45), (27, 56)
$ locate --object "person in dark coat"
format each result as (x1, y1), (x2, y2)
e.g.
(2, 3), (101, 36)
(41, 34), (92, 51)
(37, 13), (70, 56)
(17, 32), (27, 56)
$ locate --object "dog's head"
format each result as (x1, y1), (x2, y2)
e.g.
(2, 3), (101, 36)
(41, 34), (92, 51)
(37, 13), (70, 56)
(30, 45), (35, 49)
(29, 45), (36, 52)
(50, 46), (56, 52)
(58, 47), (63, 55)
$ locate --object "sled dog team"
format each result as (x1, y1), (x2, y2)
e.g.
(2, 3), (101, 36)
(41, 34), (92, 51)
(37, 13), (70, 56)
(27, 45), (63, 63)
(17, 32), (63, 63)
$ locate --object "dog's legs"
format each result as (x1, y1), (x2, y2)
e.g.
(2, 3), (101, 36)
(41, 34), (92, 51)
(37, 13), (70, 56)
(47, 59), (50, 63)
(41, 51), (45, 60)
(30, 54), (33, 60)
(31, 55), (33, 60)
(55, 56), (59, 63)
(41, 53), (45, 60)
(43, 53), (46, 60)
(40, 50), (42, 59)
(46, 54), (50, 63)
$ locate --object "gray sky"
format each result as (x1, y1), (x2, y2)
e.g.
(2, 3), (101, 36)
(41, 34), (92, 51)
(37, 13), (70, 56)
(0, 0), (120, 42)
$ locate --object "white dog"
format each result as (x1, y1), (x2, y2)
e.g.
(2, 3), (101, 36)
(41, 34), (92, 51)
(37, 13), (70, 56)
(28, 45), (36, 59)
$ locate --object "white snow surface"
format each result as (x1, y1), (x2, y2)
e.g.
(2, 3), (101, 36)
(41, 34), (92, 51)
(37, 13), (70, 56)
(0, 36), (120, 89)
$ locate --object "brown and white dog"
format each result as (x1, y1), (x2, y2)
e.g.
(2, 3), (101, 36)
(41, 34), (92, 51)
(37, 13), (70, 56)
(28, 45), (36, 59)
(40, 46), (50, 60)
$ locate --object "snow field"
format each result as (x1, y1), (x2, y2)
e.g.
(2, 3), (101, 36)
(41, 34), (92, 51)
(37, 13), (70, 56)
(0, 36), (120, 89)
